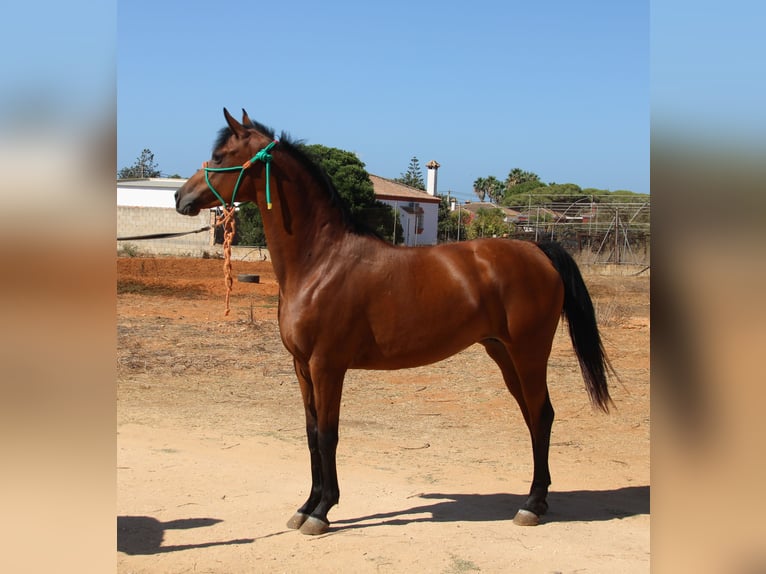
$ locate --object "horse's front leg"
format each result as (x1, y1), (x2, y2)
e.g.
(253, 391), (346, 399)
(299, 365), (345, 535)
(298, 426), (340, 535)
(286, 359), (345, 535)
(286, 359), (323, 530)
(285, 412), (323, 530)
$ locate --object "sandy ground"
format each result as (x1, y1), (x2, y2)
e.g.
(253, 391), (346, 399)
(117, 256), (649, 573)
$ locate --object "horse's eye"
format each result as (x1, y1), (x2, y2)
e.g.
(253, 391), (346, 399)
(211, 153), (222, 164)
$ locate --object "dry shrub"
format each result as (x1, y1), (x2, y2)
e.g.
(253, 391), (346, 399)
(595, 297), (631, 327)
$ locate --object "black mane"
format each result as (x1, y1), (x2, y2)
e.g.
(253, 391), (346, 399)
(213, 119), (381, 238)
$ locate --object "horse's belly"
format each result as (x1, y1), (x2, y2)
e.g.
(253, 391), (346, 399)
(348, 327), (481, 370)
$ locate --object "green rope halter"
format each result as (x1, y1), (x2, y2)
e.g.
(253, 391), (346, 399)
(203, 140), (277, 209)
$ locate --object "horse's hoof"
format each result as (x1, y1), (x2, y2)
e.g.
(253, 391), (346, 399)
(299, 516), (330, 535)
(286, 512), (309, 530)
(513, 509), (540, 526)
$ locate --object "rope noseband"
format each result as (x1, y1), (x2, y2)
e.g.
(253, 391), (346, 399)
(203, 140), (277, 209)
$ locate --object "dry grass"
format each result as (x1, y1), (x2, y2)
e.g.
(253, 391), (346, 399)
(595, 297), (632, 327)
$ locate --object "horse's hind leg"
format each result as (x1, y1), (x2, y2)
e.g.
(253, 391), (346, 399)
(482, 339), (555, 526)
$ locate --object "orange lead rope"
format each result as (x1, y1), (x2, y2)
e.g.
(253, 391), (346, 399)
(216, 206), (237, 316)
(203, 140), (277, 315)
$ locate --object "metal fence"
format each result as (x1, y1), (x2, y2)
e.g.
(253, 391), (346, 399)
(446, 195), (650, 266)
(508, 198), (650, 265)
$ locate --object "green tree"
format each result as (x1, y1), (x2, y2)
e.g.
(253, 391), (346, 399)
(236, 202), (265, 246)
(441, 202), (472, 242)
(542, 183), (585, 202)
(504, 182), (589, 206)
(237, 143), (403, 244)
(485, 176), (504, 203)
(436, 195), (456, 241)
(395, 156), (426, 190)
(473, 175), (504, 203)
(502, 180), (549, 206)
(505, 167), (540, 188)
(466, 206), (508, 239)
(302, 144), (376, 210)
(472, 177), (488, 202)
(118, 148), (161, 179)
(302, 144), (402, 241)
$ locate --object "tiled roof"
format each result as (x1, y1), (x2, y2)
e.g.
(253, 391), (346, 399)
(370, 174), (441, 203)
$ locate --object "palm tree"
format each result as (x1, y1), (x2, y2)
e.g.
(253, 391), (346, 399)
(485, 176), (504, 204)
(506, 168), (540, 189)
(473, 177), (488, 202)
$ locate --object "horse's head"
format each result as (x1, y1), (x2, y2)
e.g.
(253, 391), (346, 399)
(175, 108), (276, 216)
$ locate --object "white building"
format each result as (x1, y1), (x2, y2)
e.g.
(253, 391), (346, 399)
(117, 163), (444, 255)
(369, 174), (441, 246)
(117, 178), (215, 257)
(370, 159), (442, 247)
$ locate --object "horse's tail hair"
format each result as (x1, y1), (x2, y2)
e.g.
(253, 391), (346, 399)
(536, 241), (614, 412)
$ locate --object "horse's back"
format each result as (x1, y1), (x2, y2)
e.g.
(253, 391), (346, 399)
(431, 238), (563, 296)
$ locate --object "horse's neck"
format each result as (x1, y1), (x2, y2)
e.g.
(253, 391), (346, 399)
(258, 156), (351, 288)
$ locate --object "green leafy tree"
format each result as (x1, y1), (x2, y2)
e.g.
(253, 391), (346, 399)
(302, 144), (402, 242)
(237, 143), (403, 244)
(118, 148), (161, 179)
(302, 144), (377, 214)
(473, 175), (504, 203)
(504, 182), (588, 206)
(236, 202), (265, 246)
(395, 156), (425, 190)
(485, 176), (504, 203)
(502, 180), (549, 206)
(542, 183), (585, 203)
(506, 168), (540, 188)
(472, 177), (488, 202)
(436, 195), (456, 241)
(444, 203), (472, 242)
(466, 206), (508, 239)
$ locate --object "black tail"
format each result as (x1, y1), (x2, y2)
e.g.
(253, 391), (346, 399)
(536, 241), (614, 412)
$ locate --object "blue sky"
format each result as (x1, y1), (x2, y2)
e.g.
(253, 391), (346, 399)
(118, 0), (648, 201)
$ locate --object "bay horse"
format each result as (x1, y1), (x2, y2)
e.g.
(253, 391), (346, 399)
(175, 108), (613, 535)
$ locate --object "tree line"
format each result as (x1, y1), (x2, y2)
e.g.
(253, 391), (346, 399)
(119, 147), (646, 246)
(473, 168), (645, 207)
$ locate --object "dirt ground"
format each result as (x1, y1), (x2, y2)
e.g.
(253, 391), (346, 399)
(117, 255), (649, 573)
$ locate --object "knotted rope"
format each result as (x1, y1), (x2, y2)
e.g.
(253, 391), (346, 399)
(215, 206), (237, 316)
(202, 140), (277, 316)
(244, 141), (276, 209)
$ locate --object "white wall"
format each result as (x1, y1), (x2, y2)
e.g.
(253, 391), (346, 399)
(380, 199), (439, 246)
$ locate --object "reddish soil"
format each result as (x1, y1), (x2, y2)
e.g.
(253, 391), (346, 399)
(117, 256), (649, 573)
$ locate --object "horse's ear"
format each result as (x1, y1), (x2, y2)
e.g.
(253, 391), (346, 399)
(241, 109), (252, 127)
(223, 107), (247, 139)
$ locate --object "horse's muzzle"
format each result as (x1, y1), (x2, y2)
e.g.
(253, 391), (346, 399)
(175, 186), (201, 216)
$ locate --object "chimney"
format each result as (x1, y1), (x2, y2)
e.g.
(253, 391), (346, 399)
(426, 160), (440, 196)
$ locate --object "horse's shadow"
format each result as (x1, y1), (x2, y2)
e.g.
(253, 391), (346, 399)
(118, 486), (649, 548)
(332, 485), (649, 531)
(117, 516), (254, 555)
